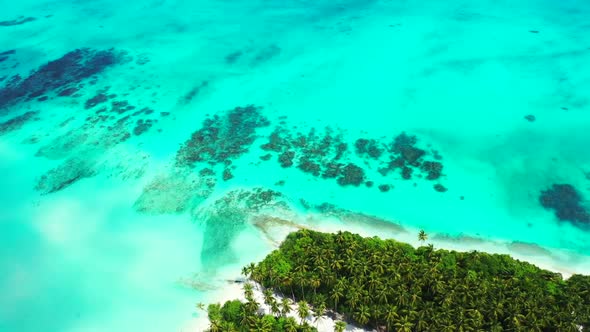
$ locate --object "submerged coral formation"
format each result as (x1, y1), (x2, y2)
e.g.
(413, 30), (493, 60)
(260, 122), (446, 191)
(133, 171), (212, 214)
(196, 188), (289, 268)
(0, 50), (16, 64)
(35, 157), (97, 194)
(179, 81), (208, 105)
(133, 105), (271, 213)
(0, 48), (126, 110)
(251, 44), (282, 65)
(261, 126), (354, 181)
(177, 105), (270, 167)
(540, 184), (590, 228)
(0, 17), (36, 27)
(0, 110), (38, 135)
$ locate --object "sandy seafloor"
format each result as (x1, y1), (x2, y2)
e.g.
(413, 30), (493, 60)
(1, 0), (590, 331)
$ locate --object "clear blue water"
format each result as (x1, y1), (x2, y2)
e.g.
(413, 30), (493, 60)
(1, 0), (590, 331)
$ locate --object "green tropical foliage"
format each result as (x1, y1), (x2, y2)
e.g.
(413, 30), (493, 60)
(246, 230), (590, 331)
(418, 230), (427, 243)
(206, 282), (318, 332)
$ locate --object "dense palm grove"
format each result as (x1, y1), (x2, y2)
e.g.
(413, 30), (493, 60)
(208, 230), (590, 331)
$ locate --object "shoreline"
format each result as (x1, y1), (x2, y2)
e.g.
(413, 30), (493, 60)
(186, 279), (374, 332)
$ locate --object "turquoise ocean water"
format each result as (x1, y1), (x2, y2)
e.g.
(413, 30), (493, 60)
(1, 0), (590, 331)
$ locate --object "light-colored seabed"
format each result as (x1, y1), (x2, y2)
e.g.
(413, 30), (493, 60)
(1, 0), (590, 331)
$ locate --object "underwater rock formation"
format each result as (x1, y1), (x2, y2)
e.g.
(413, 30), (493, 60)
(176, 104), (269, 167)
(434, 183), (448, 192)
(378, 184), (391, 192)
(260, 124), (446, 191)
(355, 138), (383, 159)
(179, 81), (208, 105)
(0, 110), (38, 135)
(137, 103), (273, 215)
(84, 91), (109, 109)
(0, 17), (36, 27)
(134, 171), (212, 214)
(337, 163), (365, 186)
(261, 126), (350, 180)
(391, 132), (426, 166)
(0, 48), (126, 110)
(251, 44), (281, 65)
(421, 161), (443, 180)
(0, 50), (16, 63)
(225, 50), (243, 64)
(539, 184), (590, 227)
(35, 157), (97, 194)
(311, 202), (406, 233)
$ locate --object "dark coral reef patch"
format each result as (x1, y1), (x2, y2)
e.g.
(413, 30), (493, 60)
(540, 184), (590, 228)
(261, 126), (355, 182)
(179, 81), (208, 105)
(0, 50), (16, 63)
(0, 48), (126, 110)
(259, 122), (446, 191)
(0, 17), (36, 27)
(145, 105), (271, 204)
(0, 110), (38, 135)
(176, 105), (270, 167)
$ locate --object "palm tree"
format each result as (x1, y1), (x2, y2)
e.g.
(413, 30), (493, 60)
(347, 286), (362, 310)
(376, 285), (388, 304)
(244, 283), (254, 301)
(238, 306), (250, 327)
(282, 272), (295, 300)
(368, 272), (382, 292)
(241, 266), (249, 278)
(354, 305), (371, 325)
(219, 321), (237, 332)
(262, 289), (275, 308)
(394, 315), (414, 332)
(297, 300), (310, 324)
(441, 321), (457, 332)
(252, 316), (273, 332)
(310, 275), (321, 296)
(300, 321), (314, 332)
(294, 270), (309, 300)
(418, 230), (427, 244)
(196, 302), (206, 312)
(314, 301), (327, 324)
(330, 286), (344, 311)
(330, 257), (344, 271)
(385, 305), (399, 330)
(414, 309), (430, 331)
(334, 320), (347, 332)
(284, 317), (298, 332)
(281, 297), (292, 316)
(270, 300), (281, 317)
(209, 318), (222, 332)
(245, 298), (260, 316)
(242, 262), (255, 278)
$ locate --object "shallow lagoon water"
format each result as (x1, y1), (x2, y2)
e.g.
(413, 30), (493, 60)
(1, 0), (590, 331)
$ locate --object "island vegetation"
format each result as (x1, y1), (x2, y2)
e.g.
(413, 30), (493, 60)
(207, 230), (590, 331)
